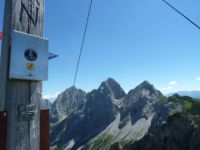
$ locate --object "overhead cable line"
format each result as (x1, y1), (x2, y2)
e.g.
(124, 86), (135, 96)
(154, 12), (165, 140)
(163, 0), (200, 30)
(73, 0), (93, 87)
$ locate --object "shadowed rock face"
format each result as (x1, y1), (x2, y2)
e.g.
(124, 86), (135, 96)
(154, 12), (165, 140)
(123, 114), (200, 150)
(50, 78), (184, 150)
(51, 86), (86, 123)
(51, 78), (124, 149)
(124, 81), (163, 105)
(120, 81), (170, 127)
(105, 78), (126, 99)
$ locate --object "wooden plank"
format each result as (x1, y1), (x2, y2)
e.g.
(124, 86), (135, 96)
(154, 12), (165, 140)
(0, 112), (7, 150)
(40, 110), (50, 150)
(0, 0), (45, 150)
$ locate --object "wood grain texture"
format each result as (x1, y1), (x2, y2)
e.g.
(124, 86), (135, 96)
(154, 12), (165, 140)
(0, 0), (45, 149)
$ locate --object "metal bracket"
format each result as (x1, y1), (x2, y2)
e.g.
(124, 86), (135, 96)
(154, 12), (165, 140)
(18, 104), (36, 121)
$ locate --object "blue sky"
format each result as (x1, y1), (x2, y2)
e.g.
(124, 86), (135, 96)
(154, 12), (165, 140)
(0, 0), (200, 99)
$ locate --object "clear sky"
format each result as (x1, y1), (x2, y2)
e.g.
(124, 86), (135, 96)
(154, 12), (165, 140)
(0, 0), (200, 99)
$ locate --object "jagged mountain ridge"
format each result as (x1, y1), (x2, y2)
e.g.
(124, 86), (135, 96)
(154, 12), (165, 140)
(50, 78), (183, 150)
(51, 78), (125, 149)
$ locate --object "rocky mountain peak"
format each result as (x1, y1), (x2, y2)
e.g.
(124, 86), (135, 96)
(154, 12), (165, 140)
(122, 81), (165, 119)
(98, 78), (126, 99)
(126, 81), (161, 99)
(51, 86), (86, 123)
(136, 80), (156, 92)
(63, 86), (80, 95)
(63, 86), (86, 99)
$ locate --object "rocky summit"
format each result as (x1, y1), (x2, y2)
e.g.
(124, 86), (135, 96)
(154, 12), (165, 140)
(49, 78), (200, 150)
(51, 86), (86, 123)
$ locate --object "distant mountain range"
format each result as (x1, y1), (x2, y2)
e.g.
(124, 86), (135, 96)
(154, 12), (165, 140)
(167, 91), (200, 99)
(46, 78), (200, 150)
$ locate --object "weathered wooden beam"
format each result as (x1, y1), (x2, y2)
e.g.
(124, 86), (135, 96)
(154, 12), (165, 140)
(0, 0), (45, 149)
(40, 110), (50, 150)
(0, 112), (7, 150)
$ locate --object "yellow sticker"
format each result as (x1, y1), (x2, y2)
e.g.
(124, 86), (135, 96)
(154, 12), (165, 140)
(26, 63), (35, 71)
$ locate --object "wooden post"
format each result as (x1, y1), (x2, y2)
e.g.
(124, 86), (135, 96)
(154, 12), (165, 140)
(0, 0), (45, 149)
(40, 110), (50, 150)
(0, 112), (7, 150)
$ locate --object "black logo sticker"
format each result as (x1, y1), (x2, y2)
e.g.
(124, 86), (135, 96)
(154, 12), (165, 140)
(24, 49), (38, 61)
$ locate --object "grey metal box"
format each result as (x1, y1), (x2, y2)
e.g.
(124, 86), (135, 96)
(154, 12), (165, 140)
(9, 30), (48, 81)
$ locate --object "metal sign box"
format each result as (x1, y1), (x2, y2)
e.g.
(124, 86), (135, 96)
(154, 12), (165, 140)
(9, 30), (48, 81)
